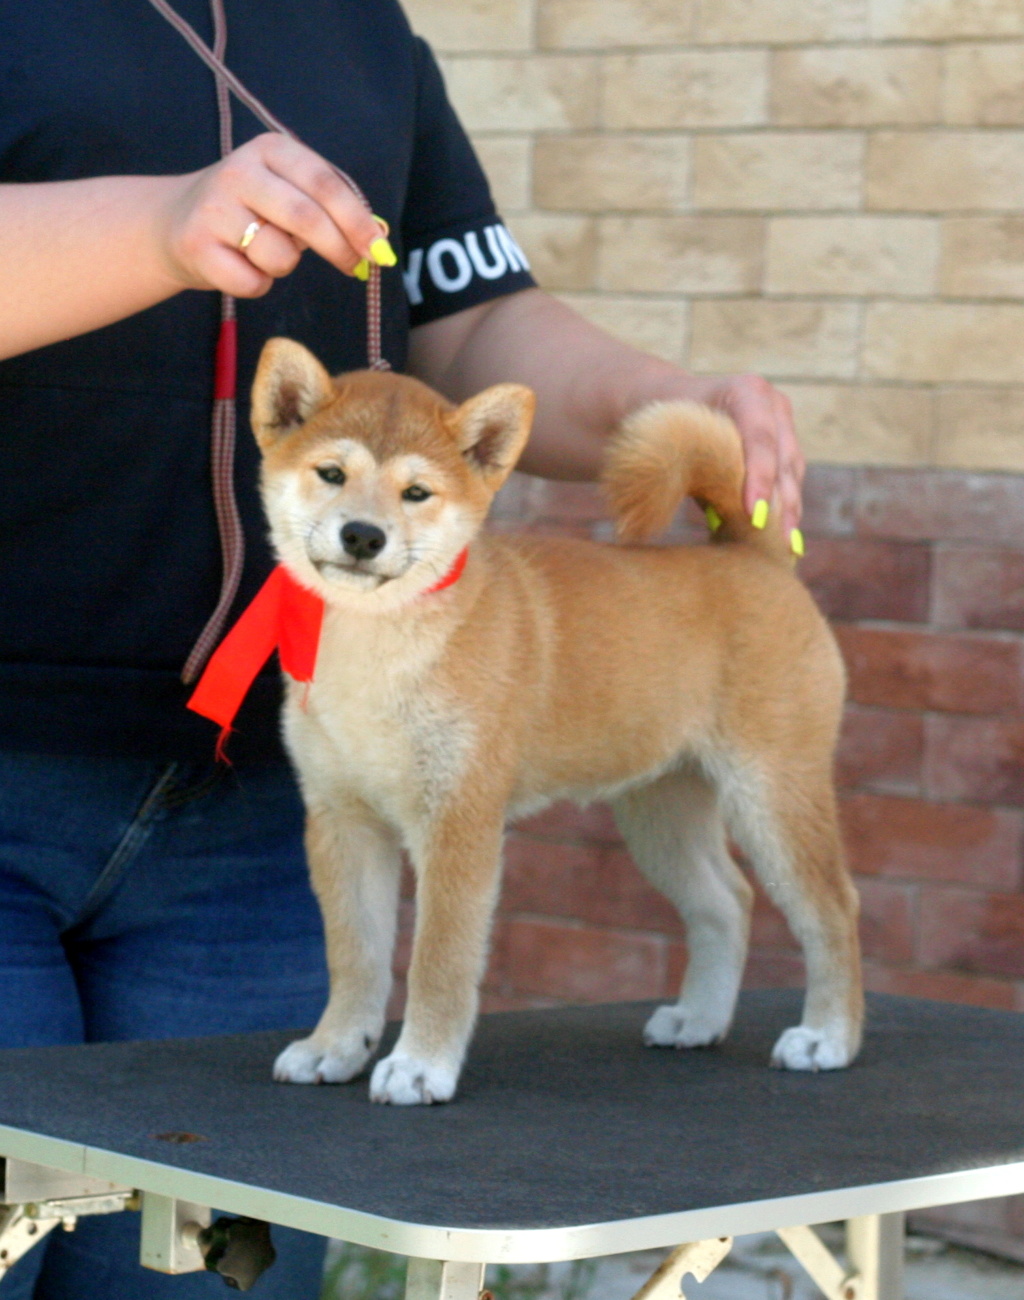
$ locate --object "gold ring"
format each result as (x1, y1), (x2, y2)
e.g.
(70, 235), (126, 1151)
(238, 220), (263, 251)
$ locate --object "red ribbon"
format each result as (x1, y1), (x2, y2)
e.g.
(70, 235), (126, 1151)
(425, 544), (468, 594)
(187, 548), (469, 757)
(187, 565), (322, 759)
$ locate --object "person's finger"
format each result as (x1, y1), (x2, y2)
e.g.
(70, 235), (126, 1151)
(254, 134), (392, 270)
(236, 220), (303, 281)
(197, 240), (275, 298)
(224, 164), (362, 274)
(727, 379), (781, 522)
(162, 138), (392, 291)
(181, 198), (299, 295)
(771, 389), (805, 546)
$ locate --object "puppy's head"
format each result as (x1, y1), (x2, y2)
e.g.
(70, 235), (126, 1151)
(251, 338), (535, 610)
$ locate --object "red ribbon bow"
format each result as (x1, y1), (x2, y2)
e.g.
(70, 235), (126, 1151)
(188, 548), (468, 758)
(187, 565), (323, 760)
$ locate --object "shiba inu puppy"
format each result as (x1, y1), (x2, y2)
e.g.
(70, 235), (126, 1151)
(253, 338), (862, 1106)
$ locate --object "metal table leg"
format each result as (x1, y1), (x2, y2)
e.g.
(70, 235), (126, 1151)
(847, 1213), (905, 1300)
(777, 1213), (905, 1300)
(406, 1258), (488, 1300)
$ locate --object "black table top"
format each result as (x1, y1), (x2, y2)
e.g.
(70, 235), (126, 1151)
(1, 993), (1023, 1260)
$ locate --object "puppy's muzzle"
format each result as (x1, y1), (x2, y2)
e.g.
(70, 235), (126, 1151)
(341, 521), (387, 561)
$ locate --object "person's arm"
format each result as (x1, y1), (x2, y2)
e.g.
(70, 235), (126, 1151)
(408, 287), (804, 539)
(0, 133), (389, 361)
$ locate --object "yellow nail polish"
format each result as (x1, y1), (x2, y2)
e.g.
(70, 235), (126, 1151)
(372, 214), (391, 237)
(352, 259), (370, 281)
(705, 505), (723, 533)
(790, 527), (805, 558)
(751, 499), (769, 530)
(369, 237), (397, 268)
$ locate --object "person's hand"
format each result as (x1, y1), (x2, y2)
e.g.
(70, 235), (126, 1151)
(683, 371), (805, 547)
(156, 132), (395, 298)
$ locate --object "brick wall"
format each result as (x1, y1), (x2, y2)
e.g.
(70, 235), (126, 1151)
(404, 0), (1024, 477)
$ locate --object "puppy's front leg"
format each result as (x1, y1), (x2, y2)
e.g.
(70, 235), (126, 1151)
(274, 801), (401, 1085)
(370, 813), (504, 1105)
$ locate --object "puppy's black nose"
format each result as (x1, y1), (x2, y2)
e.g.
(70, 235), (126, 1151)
(341, 521), (387, 561)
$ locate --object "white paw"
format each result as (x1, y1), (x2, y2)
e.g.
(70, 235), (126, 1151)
(770, 1024), (854, 1072)
(643, 1003), (729, 1049)
(272, 1031), (377, 1084)
(369, 1052), (458, 1106)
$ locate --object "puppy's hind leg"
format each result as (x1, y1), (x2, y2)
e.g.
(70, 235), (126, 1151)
(612, 769), (753, 1051)
(274, 799), (402, 1085)
(725, 764), (863, 1071)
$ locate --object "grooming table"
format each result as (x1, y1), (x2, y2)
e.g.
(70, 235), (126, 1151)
(1, 992), (1023, 1298)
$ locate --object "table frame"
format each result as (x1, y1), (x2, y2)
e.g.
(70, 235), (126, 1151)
(3, 1141), (1020, 1299)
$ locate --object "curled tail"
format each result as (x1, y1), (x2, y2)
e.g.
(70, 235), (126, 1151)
(601, 400), (790, 563)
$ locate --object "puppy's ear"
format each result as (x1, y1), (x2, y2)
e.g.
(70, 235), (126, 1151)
(251, 338), (337, 450)
(449, 384), (535, 490)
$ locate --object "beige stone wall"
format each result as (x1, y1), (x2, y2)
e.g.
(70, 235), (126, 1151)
(403, 0), (1024, 471)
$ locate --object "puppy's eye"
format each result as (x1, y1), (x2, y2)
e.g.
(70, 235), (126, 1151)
(317, 466), (346, 486)
(402, 485), (431, 502)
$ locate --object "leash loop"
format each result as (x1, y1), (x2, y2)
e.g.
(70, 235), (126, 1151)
(144, 0), (389, 371)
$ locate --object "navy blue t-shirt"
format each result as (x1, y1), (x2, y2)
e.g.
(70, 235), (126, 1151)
(0, 0), (534, 762)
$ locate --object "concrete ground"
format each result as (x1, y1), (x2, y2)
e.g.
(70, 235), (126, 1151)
(323, 1228), (1024, 1300)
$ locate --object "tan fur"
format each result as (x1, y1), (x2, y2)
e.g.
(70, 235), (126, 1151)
(256, 338), (863, 1106)
(603, 400), (791, 563)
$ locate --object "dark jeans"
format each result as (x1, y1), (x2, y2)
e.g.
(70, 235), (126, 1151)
(0, 753), (330, 1298)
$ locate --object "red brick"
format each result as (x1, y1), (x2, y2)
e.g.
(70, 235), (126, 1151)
(386, 979), (406, 1021)
(490, 471), (538, 524)
(479, 991), (561, 1013)
(665, 939), (812, 1001)
(500, 917), (667, 1001)
(839, 792), (1022, 889)
(925, 714), (1024, 807)
(393, 899), (416, 974)
(513, 800), (622, 845)
(799, 537), (931, 623)
(911, 1198), (1024, 1261)
(663, 939), (688, 996)
(834, 624), (1023, 713)
(486, 916), (513, 987)
(501, 837), (683, 934)
(750, 888), (799, 952)
(919, 887), (1024, 979)
(503, 520), (595, 540)
(836, 704), (924, 794)
(862, 960), (1017, 1010)
(802, 464), (858, 537)
(933, 546), (1024, 633)
(528, 480), (608, 525)
(856, 876), (916, 963)
(663, 499), (711, 544)
(730, 875), (913, 966)
(856, 468), (1024, 547)
(743, 951), (806, 989)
